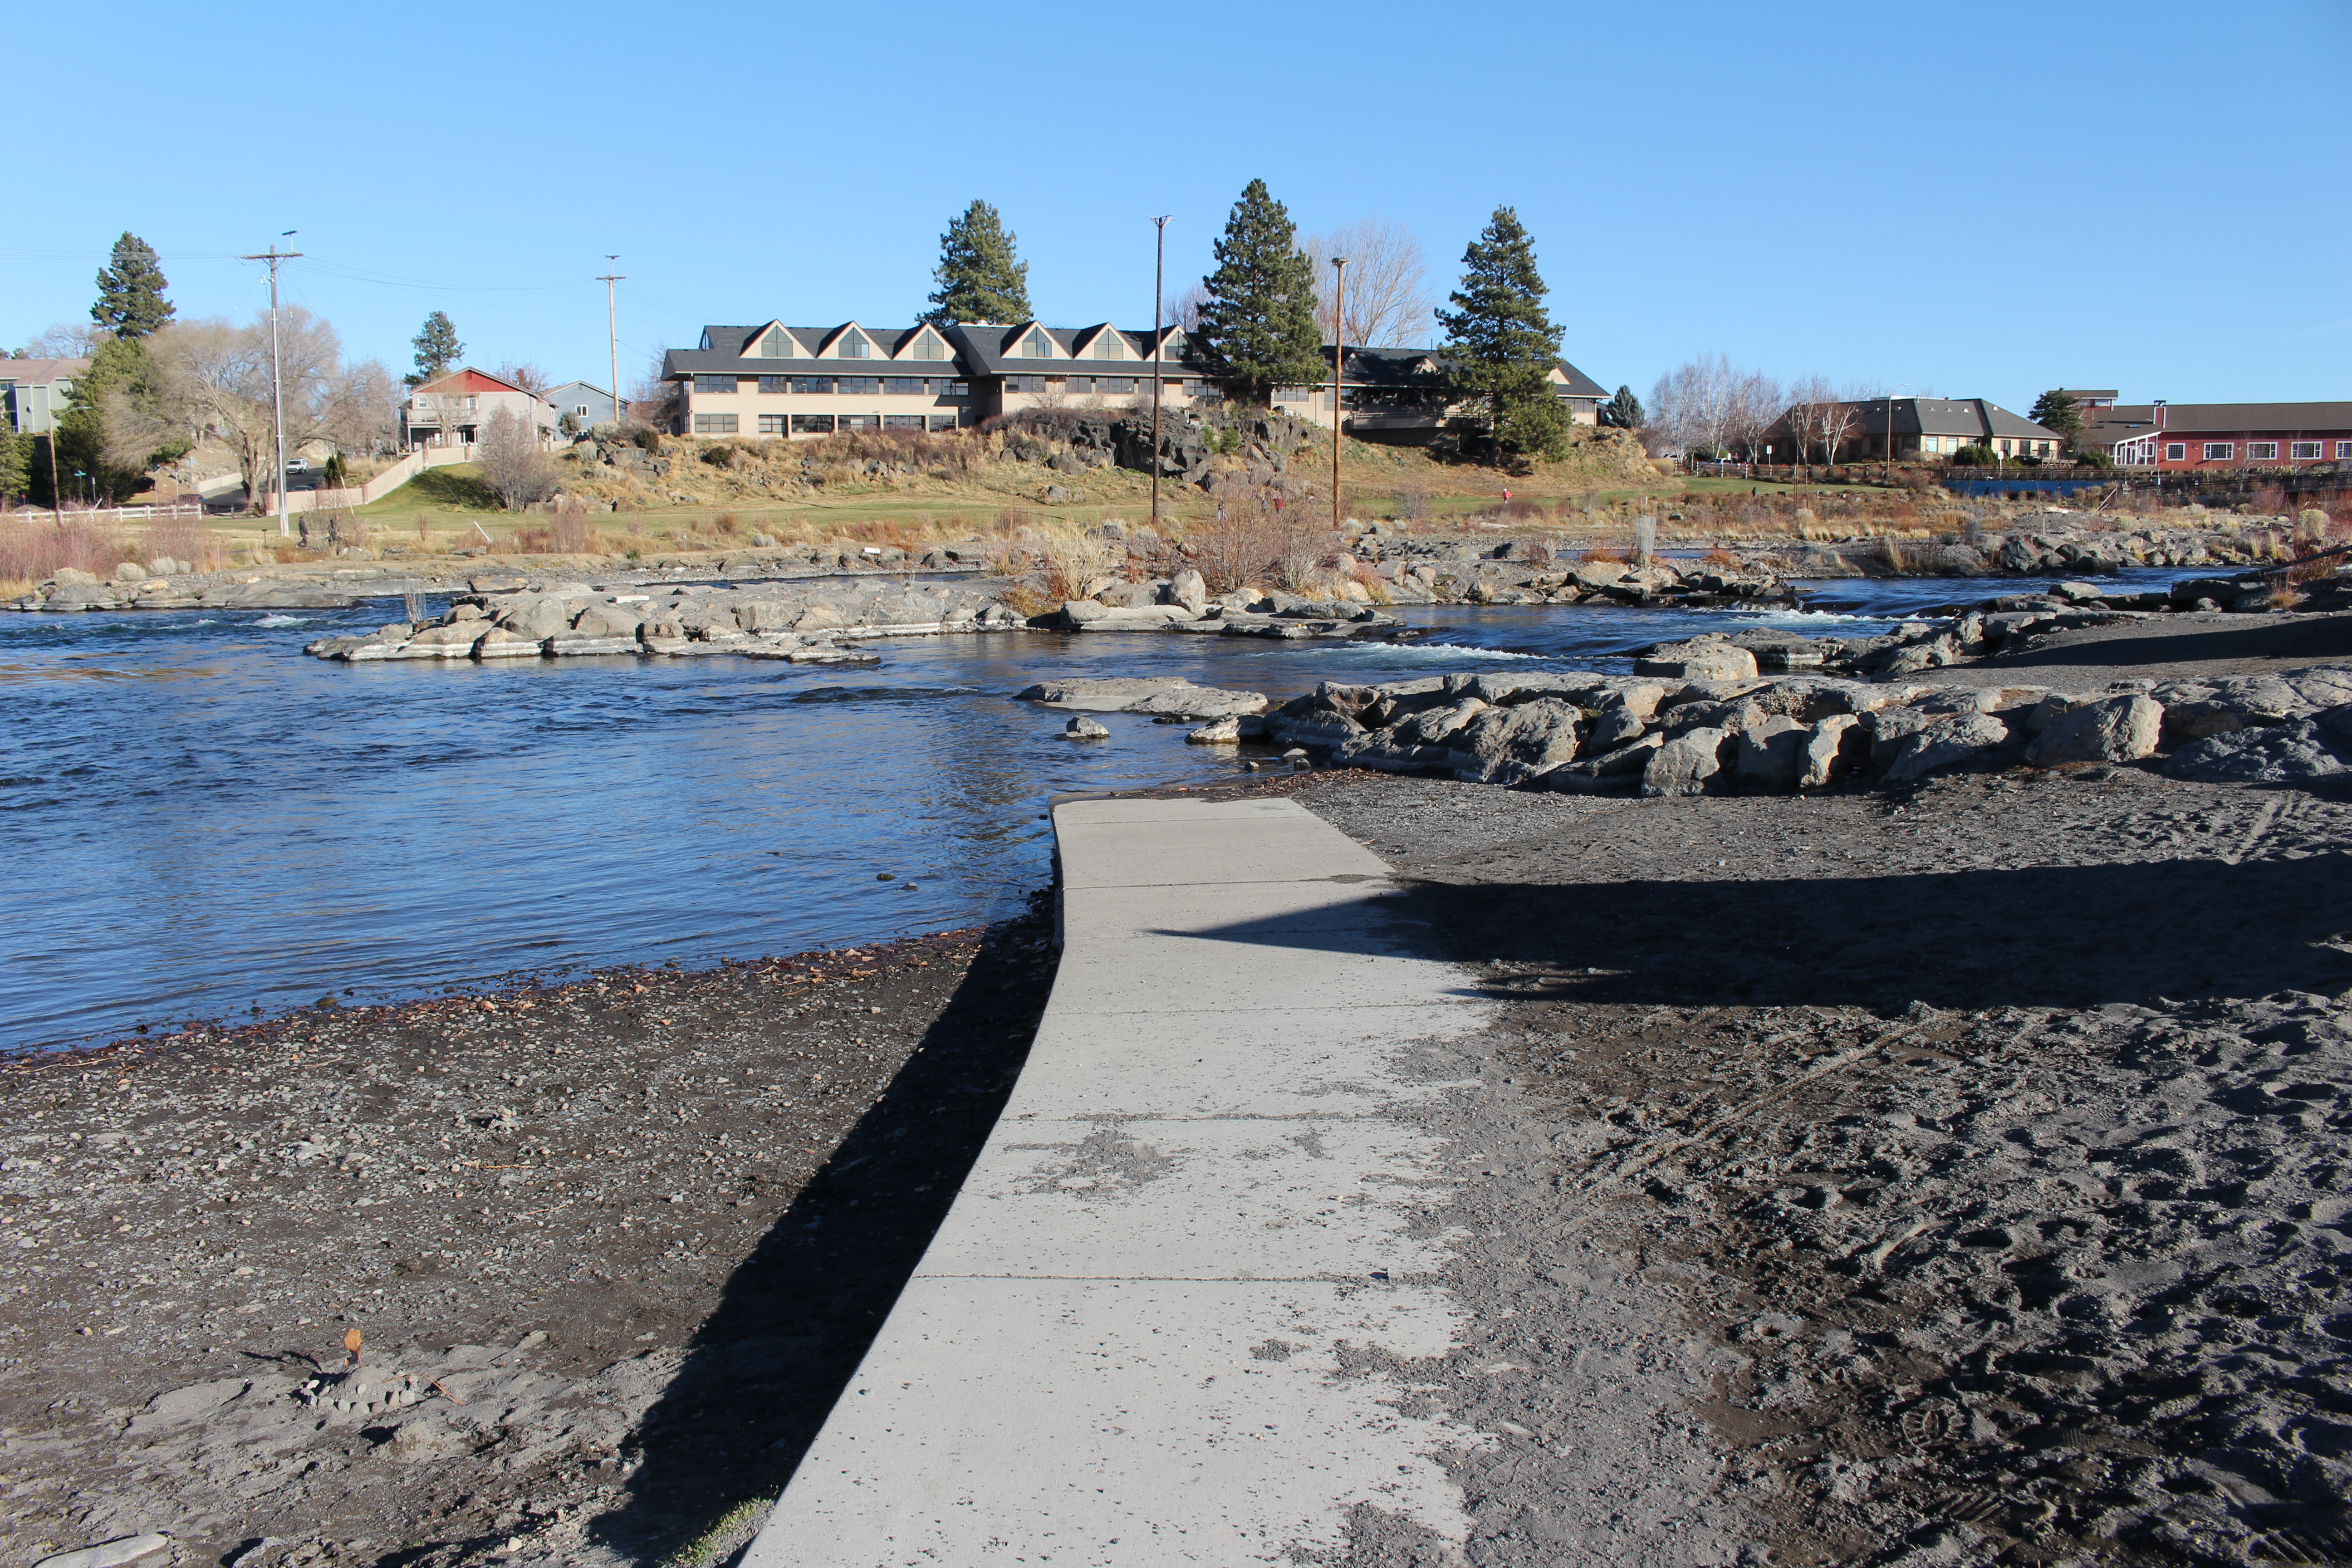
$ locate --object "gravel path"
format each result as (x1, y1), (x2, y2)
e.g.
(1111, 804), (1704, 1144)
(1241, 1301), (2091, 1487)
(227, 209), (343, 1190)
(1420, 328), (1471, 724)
(1288, 768), (2352, 1566)
(0, 905), (1057, 1568)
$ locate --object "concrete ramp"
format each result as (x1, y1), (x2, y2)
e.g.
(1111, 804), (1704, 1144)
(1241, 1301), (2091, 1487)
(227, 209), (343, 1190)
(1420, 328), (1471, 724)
(746, 794), (1493, 1566)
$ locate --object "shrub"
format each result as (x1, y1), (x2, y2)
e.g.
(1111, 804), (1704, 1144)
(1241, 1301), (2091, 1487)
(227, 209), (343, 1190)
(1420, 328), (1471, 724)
(1949, 445), (1995, 466)
(2074, 449), (2112, 468)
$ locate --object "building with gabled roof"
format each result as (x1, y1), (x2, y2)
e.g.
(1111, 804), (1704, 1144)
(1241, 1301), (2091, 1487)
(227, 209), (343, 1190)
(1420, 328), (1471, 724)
(0, 357), (90, 436)
(1747, 397), (2063, 464)
(661, 319), (1611, 444)
(400, 368), (557, 451)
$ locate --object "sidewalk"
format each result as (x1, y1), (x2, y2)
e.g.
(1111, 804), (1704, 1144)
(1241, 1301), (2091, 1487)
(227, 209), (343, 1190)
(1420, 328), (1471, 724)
(747, 793), (1496, 1566)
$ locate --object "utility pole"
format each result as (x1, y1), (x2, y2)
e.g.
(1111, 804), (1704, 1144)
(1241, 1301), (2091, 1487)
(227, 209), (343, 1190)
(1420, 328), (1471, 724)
(241, 235), (302, 535)
(598, 257), (624, 429)
(1329, 256), (1347, 534)
(1148, 216), (1171, 528)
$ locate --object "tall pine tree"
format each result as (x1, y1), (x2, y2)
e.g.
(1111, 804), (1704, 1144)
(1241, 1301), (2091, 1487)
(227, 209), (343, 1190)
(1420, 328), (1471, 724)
(1436, 206), (1569, 464)
(90, 233), (174, 340)
(408, 311), (463, 387)
(922, 201), (1032, 324)
(0, 426), (28, 502)
(54, 336), (167, 504)
(1195, 180), (1323, 408)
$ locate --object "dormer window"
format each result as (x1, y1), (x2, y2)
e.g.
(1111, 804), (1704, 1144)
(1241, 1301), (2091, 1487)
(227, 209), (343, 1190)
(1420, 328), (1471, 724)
(760, 330), (789, 358)
(1093, 334), (1123, 360)
(911, 337), (945, 360)
(837, 333), (870, 359)
(1024, 331), (1051, 358)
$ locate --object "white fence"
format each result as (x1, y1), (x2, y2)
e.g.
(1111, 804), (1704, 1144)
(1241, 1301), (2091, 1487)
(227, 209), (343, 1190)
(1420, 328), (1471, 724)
(6, 500), (207, 523)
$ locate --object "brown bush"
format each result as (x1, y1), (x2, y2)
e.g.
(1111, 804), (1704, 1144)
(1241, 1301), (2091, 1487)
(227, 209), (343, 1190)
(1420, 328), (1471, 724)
(0, 513), (137, 589)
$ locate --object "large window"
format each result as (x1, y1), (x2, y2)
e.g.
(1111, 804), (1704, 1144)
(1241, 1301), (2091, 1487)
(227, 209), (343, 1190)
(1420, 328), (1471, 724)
(2203, 442), (2234, 461)
(1098, 377), (1136, 395)
(1273, 386), (1311, 402)
(839, 414), (879, 431)
(1023, 331), (1051, 358)
(760, 331), (789, 358)
(910, 338), (945, 360)
(1006, 375), (1045, 393)
(1066, 377), (1093, 396)
(944, 380), (968, 397)
(790, 377), (832, 395)
(883, 414), (926, 430)
(692, 413), (739, 434)
(2338, 441), (2352, 460)
(1093, 335), (1124, 360)
(884, 377), (925, 395)
(790, 414), (835, 435)
(758, 414), (787, 435)
(2291, 441), (2323, 460)
(836, 334), (869, 358)
(928, 414), (960, 432)
(693, 374), (736, 395)
(2164, 442), (2185, 461)
(757, 375), (790, 394)
(2248, 441), (2279, 461)
(837, 377), (881, 396)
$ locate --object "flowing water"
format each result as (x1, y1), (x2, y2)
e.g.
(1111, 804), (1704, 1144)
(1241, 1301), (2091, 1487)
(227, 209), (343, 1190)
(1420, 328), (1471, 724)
(0, 569), (2197, 1051)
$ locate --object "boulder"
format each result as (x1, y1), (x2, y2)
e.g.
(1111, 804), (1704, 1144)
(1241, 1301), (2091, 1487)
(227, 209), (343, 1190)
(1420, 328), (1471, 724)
(1167, 568), (1210, 612)
(1442, 697), (1587, 785)
(1882, 713), (2012, 783)
(1017, 677), (1267, 717)
(50, 567), (98, 588)
(1062, 715), (1110, 739)
(1641, 726), (1734, 797)
(1585, 703), (1646, 751)
(113, 561), (148, 582)
(1733, 715), (1807, 793)
(1799, 715), (1866, 789)
(2023, 695), (2162, 766)
(1186, 715), (1246, 744)
(2049, 581), (2104, 604)
(1635, 638), (1759, 682)
(473, 627), (546, 659)
(2166, 721), (2347, 783)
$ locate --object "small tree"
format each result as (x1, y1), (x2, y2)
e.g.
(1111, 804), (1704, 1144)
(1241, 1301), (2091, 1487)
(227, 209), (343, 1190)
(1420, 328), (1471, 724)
(1599, 385), (1643, 429)
(0, 426), (28, 502)
(476, 405), (554, 510)
(1196, 180), (1323, 407)
(91, 234), (175, 341)
(921, 201), (1033, 325)
(56, 337), (167, 503)
(408, 312), (463, 387)
(1437, 206), (1569, 464)
(2028, 389), (2083, 449)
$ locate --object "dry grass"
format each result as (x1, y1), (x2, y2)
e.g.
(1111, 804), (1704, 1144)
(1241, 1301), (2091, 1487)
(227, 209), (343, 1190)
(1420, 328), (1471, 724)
(0, 510), (230, 595)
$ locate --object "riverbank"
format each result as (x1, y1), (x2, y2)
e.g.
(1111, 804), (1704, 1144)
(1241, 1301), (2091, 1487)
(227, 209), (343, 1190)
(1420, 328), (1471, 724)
(0, 911), (1058, 1568)
(1281, 763), (2352, 1565)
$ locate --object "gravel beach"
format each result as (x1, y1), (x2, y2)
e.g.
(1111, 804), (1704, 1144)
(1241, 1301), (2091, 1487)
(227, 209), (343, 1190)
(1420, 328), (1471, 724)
(0, 903), (1056, 1568)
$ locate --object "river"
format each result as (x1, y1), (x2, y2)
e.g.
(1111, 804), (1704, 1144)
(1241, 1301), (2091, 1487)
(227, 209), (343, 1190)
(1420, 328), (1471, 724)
(0, 570), (2195, 1050)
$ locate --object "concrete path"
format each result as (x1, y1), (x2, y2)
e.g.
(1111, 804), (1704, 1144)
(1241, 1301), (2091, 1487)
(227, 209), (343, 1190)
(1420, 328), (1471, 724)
(746, 794), (1496, 1566)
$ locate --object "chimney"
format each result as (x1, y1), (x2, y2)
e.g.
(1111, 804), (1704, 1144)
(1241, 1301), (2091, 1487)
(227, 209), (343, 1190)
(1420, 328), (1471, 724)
(2154, 400), (2166, 430)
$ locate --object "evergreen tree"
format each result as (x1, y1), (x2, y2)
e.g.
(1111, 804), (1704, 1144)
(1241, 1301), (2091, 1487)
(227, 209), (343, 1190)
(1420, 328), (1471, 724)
(90, 233), (175, 340)
(0, 426), (27, 502)
(1195, 180), (1323, 408)
(2028, 388), (2083, 444)
(1599, 385), (1644, 430)
(921, 201), (1033, 325)
(54, 337), (163, 504)
(408, 311), (463, 387)
(1436, 206), (1569, 464)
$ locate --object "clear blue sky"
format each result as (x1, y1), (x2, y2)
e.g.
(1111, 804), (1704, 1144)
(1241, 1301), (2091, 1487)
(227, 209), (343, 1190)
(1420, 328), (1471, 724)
(7, 0), (2344, 410)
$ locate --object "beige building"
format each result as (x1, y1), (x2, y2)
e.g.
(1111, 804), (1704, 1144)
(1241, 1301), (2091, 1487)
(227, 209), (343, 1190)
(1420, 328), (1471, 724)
(664, 320), (1609, 444)
(0, 357), (90, 436)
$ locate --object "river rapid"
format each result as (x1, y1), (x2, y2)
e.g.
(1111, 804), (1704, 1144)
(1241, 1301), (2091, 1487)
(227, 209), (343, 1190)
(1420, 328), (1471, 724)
(0, 570), (2196, 1050)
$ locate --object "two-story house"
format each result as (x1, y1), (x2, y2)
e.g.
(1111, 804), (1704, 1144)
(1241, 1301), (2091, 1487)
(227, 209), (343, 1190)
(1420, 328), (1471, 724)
(0, 357), (90, 436)
(401, 368), (557, 451)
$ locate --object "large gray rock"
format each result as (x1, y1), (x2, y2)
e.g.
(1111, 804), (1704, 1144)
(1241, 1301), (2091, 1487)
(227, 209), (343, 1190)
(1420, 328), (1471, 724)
(1586, 703), (1646, 751)
(1167, 568), (1210, 612)
(1800, 715), (1865, 789)
(1882, 712), (2012, 783)
(1733, 715), (1807, 793)
(33, 1536), (172, 1568)
(1017, 677), (1267, 717)
(1635, 638), (1759, 681)
(1441, 697), (1587, 785)
(2024, 695), (2162, 766)
(1642, 727), (1734, 797)
(2166, 721), (2347, 783)
(1062, 716), (1110, 740)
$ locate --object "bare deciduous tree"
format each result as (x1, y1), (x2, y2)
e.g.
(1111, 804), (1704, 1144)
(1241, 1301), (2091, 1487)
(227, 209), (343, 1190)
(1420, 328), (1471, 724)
(1646, 353), (1738, 458)
(476, 406), (555, 510)
(112, 309), (349, 509)
(324, 359), (401, 459)
(1783, 372), (1833, 471)
(1163, 282), (1209, 334)
(1302, 217), (1437, 347)
(1726, 368), (1784, 463)
(17, 322), (105, 359)
(491, 362), (551, 397)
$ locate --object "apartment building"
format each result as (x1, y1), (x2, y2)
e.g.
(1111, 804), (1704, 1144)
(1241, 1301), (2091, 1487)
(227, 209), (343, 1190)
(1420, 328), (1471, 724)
(663, 319), (1608, 444)
(0, 357), (89, 436)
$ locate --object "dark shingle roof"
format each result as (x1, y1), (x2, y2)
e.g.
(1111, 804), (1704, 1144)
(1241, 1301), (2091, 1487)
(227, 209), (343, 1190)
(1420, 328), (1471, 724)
(2087, 402), (2352, 435)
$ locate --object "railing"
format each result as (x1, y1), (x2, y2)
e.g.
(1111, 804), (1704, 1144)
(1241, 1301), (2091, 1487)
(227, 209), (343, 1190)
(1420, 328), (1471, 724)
(5, 500), (207, 523)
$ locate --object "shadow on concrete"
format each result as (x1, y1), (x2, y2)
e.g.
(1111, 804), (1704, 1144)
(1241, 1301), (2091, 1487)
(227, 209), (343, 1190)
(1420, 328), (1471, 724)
(1176, 852), (2352, 1013)
(587, 897), (1057, 1558)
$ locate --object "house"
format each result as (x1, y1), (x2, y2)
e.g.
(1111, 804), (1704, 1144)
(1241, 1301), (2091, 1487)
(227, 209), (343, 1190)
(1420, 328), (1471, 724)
(0, 357), (90, 435)
(401, 368), (557, 451)
(1317, 346), (1608, 443)
(1749, 397), (2063, 464)
(2080, 401), (2352, 470)
(661, 319), (1609, 444)
(544, 381), (625, 431)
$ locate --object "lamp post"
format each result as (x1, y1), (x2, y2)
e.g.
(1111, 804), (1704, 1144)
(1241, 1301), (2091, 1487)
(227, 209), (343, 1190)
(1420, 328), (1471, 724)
(1148, 216), (1172, 528)
(1329, 255), (1346, 535)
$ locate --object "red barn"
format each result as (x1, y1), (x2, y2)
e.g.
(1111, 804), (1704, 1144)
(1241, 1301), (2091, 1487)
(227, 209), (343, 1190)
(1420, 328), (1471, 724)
(2086, 401), (2352, 470)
